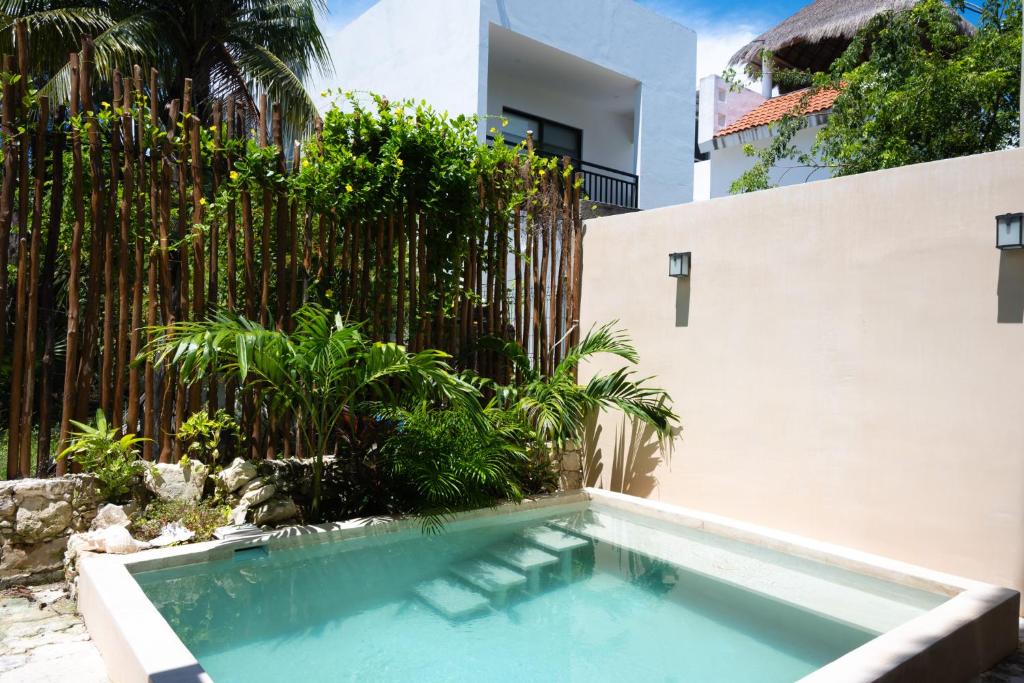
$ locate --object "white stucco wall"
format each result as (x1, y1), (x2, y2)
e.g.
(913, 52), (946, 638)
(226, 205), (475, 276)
(580, 146), (1024, 613)
(326, 0), (482, 117)
(697, 75), (764, 154)
(480, 0), (696, 208)
(328, 0), (696, 210)
(709, 124), (831, 198)
(692, 159), (710, 202)
(485, 66), (636, 176)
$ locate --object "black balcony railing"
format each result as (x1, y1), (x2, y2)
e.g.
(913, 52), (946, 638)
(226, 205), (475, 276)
(487, 137), (639, 209)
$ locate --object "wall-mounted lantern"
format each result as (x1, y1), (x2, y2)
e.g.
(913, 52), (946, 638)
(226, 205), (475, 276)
(668, 252), (691, 278)
(996, 213), (1023, 250)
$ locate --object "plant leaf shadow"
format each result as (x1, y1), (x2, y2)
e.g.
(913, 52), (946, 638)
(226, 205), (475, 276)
(582, 414), (679, 498)
(997, 250), (1024, 323)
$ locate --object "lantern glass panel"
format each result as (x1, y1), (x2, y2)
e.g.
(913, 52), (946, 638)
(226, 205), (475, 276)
(997, 214), (1023, 249)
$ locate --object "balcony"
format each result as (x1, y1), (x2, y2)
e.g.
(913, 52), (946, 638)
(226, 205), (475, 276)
(487, 136), (639, 210)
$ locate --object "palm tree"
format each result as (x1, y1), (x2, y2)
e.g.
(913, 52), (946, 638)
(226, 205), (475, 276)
(146, 304), (482, 518)
(483, 322), (679, 451)
(0, 0), (331, 133)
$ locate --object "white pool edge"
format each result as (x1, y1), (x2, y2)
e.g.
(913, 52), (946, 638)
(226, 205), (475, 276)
(77, 488), (1020, 683)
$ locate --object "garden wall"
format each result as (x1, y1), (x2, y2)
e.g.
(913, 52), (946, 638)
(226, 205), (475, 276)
(579, 146), (1024, 611)
(0, 476), (99, 586)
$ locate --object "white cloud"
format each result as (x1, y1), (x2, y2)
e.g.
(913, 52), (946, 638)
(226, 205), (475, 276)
(695, 25), (758, 83)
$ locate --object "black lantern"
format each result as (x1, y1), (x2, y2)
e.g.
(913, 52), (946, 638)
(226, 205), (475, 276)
(668, 252), (691, 278)
(996, 213), (1023, 250)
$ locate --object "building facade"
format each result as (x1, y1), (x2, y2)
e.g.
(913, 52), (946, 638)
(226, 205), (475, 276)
(694, 75), (837, 201)
(329, 0), (697, 210)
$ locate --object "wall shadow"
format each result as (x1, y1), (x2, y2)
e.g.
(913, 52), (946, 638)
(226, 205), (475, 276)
(675, 278), (690, 327)
(582, 413), (680, 498)
(997, 250), (1024, 323)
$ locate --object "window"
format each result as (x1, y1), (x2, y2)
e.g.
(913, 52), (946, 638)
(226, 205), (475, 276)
(501, 108), (582, 161)
(717, 113), (726, 127)
(717, 87), (727, 102)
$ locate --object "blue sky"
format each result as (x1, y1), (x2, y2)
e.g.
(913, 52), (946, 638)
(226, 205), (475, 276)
(319, 0), (810, 85)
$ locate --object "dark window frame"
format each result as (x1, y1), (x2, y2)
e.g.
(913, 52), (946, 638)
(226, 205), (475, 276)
(502, 106), (583, 161)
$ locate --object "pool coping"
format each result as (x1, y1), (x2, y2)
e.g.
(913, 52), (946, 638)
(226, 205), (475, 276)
(77, 488), (1019, 683)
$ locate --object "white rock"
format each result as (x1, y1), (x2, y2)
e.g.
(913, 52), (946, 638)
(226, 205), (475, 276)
(230, 503), (249, 526)
(238, 478), (275, 507)
(217, 458), (257, 493)
(91, 504), (129, 530)
(148, 522), (195, 548)
(66, 526), (149, 559)
(252, 498), (298, 526)
(14, 498), (72, 543)
(143, 462), (208, 503)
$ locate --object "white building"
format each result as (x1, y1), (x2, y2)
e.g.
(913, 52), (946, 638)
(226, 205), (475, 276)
(694, 75), (837, 201)
(329, 0), (697, 210)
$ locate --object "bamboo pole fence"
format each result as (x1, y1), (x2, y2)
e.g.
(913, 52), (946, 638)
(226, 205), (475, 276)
(0, 31), (585, 478)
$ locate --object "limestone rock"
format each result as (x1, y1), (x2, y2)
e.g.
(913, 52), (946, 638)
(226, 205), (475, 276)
(218, 458), (257, 493)
(0, 538), (68, 586)
(91, 504), (129, 530)
(252, 498), (298, 526)
(143, 461), (209, 503)
(0, 491), (15, 531)
(66, 526), (148, 560)
(14, 499), (72, 544)
(148, 522), (194, 548)
(238, 477), (275, 507)
(230, 503), (249, 526)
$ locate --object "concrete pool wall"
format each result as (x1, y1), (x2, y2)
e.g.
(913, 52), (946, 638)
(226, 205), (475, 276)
(578, 146), (1024, 613)
(78, 489), (1018, 682)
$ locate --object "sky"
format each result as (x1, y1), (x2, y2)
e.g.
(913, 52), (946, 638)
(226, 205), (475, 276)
(318, 0), (811, 92)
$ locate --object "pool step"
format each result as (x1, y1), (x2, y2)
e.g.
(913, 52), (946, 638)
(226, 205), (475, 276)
(488, 542), (559, 592)
(450, 559), (527, 607)
(520, 526), (590, 581)
(413, 577), (491, 620)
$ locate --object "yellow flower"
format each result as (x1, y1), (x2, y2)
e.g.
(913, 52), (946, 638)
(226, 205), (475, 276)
(229, 170), (239, 181)
(346, 184), (354, 193)
(302, 159), (310, 168)
(539, 169), (547, 177)
(208, 125), (216, 132)
(396, 158), (404, 168)
(489, 127), (497, 133)
(199, 197), (207, 206)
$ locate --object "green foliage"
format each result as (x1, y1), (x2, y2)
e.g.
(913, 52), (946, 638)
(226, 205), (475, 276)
(176, 410), (239, 465)
(132, 499), (232, 543)
(382, 402), (527, 531)
(730, 0), (1022, 193)
(818, 0), (1021, 174)
(482, 322), (679, 451)
(146, 303), (483, 519)
(58, 410), (146, 500)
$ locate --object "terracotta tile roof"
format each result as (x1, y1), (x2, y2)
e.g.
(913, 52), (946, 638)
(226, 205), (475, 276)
(714, 87), (841, 138)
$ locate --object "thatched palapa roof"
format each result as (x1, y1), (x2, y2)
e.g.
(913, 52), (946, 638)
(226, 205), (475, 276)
(729, 0), (972, 75)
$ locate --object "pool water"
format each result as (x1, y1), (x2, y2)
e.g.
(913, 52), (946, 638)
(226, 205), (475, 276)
(134, 504), (946, 682)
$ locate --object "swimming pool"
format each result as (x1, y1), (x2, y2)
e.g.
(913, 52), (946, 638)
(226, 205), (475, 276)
(78, 490), (1020, 682)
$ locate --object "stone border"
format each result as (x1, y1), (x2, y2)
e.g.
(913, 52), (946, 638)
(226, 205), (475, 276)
(78, 488), (1019, 683)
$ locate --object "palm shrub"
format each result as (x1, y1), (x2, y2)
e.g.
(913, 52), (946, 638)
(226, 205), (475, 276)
(483, 322), (679, 465)
(381, 402), (528, 531)
(58, 409), (147, 501)
(146, 304), (483, 519)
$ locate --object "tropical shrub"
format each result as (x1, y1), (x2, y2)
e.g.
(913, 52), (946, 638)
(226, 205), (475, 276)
(147, 304), (483, 519)
(381, 402), (527, 530)
(482, 323), (679, 451)
(58, 410), (147, 500)
(132, 499), (232, 543)
(177, 410), (239, 465)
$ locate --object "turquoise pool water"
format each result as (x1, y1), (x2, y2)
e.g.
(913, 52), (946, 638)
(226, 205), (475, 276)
(134, 505), (945, 682)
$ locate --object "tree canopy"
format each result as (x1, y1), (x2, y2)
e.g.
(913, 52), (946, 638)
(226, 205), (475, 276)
(730, 0), (1022, 194)
(0, 0), (332, 133)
